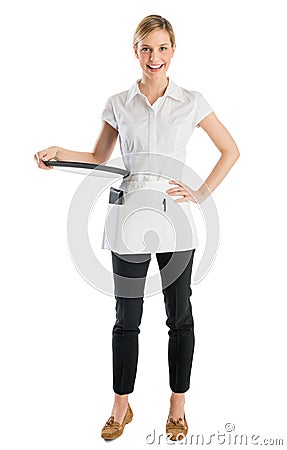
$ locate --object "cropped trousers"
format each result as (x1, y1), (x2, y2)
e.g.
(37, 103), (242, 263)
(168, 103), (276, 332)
(111, 249), (196, 395)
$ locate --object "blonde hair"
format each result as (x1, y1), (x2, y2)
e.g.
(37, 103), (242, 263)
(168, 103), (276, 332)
(133, 15), (175, 48)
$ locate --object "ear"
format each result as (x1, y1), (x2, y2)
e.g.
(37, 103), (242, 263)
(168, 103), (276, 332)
(133, 44), (139, 59)
(171, 43), (176, 57)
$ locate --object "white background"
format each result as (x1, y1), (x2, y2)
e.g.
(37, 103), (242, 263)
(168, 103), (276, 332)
(1, 0), (287, 448)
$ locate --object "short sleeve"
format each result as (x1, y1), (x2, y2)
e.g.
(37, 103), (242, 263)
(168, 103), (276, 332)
(101, 96), (118, 131)
(193, 92), (213, 128)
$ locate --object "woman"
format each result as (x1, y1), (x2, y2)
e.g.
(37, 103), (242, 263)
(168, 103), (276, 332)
(34, 15), (240, 441)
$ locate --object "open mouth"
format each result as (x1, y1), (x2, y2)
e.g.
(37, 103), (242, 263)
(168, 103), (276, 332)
(147, 64), (164, 71)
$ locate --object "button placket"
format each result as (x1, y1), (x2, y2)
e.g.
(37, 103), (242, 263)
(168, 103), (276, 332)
(147, 105), (168, 213)
(147, 107), (155, 178)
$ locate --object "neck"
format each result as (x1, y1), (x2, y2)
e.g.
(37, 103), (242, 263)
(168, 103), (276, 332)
(138, 76), (169, 97)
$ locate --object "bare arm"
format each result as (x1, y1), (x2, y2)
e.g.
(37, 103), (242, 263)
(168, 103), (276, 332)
(56, 121), (118, 163)
(196, 112), (240, 199)
(166, 112), (240, 203)
(34, 121), (118, 170)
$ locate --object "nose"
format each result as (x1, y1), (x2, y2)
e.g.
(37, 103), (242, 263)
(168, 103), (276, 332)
(149, 49), (160, 62)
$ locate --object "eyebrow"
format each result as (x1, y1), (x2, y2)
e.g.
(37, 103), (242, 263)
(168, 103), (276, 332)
(140, 43), (170, 47)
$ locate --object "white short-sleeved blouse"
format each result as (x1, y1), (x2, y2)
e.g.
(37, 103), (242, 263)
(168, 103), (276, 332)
(100, 78), (213, 254)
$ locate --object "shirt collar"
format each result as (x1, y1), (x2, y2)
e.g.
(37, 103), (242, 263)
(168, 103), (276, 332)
(125, 78), (184, 105)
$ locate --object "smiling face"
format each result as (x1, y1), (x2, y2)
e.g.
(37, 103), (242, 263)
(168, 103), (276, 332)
(134, 29), (176, 81)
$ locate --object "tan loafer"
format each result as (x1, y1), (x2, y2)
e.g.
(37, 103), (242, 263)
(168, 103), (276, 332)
(101, 403), (133, 440)
(166, 414), (188, 441)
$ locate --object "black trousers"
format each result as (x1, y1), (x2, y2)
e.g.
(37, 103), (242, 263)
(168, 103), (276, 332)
(111, 249), (196, 395)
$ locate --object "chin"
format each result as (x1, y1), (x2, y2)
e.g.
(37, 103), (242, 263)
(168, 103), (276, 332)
(144, 69), (168, 79)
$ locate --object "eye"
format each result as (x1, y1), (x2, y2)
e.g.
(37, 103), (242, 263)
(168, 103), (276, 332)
(160, 47), (168, 51)
(141, 47), (150, 52)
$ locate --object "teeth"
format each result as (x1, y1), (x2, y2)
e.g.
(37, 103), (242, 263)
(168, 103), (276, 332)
(148, 64), (162, 69)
